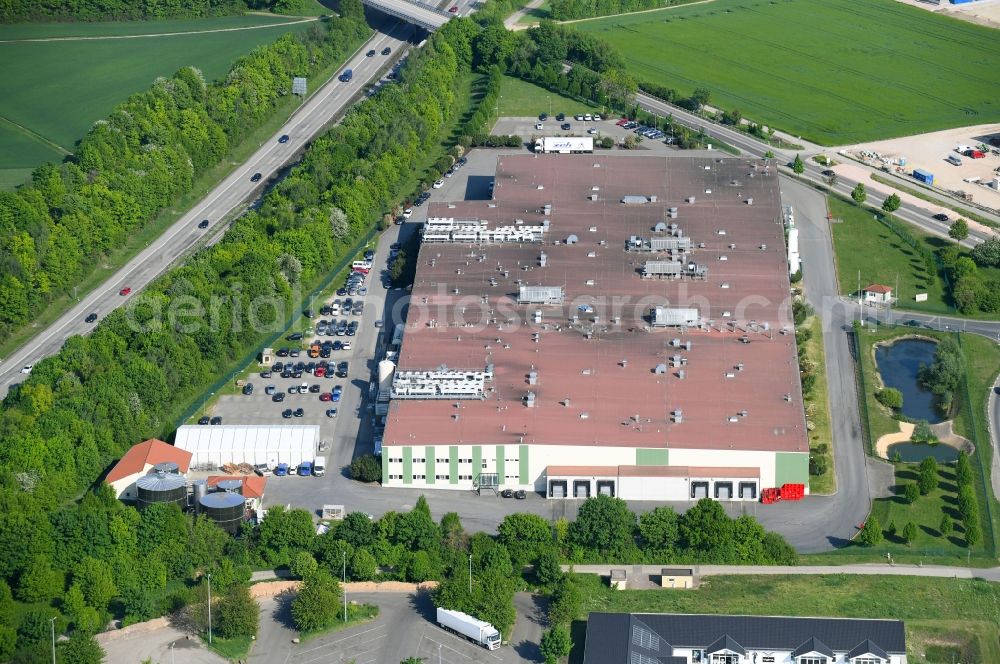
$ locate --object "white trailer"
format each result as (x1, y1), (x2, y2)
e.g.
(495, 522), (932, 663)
(533, 136), (593, 154)
(436, 608), (501, 650)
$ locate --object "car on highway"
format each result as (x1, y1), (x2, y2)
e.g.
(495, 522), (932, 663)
(119, 287), (131, 296)
(932, 213), (950, 222)
(332, 385), (343, 402)
(366, 49), (376, 57)
(433, 179), (444, 189)
(448, 5), (458, 11)
(279, 134), (289, 144)
(198, 219), (210, 229)
(326, 408), (338, 418)
(250, 172), (262, 183)
(210, 416), (222, 425)
(381, 47), (391, 55)
(85, 313), (98, 323)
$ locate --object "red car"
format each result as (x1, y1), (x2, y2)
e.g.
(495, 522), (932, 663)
(616, 118), (629, 126)
(315, 366), (326, 378)
(119, 287), (132, 296)
(448, 5), (458, 11)
(319, 392), (332, 402)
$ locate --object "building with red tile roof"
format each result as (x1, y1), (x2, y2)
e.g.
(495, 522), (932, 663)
(206, 475), (268, 502)
(105, 439), (192, 501)
(381, 154), (808, 501)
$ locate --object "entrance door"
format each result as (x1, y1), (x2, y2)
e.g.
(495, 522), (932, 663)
(714, 482), (733, 500)
(597, 480), (615, 497)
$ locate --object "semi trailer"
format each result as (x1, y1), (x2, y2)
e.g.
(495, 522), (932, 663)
(436, 608), (501, 650)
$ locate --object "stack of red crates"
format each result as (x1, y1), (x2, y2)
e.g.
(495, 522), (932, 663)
(761, 488), (781, 504)
(780, 483), (805, 501)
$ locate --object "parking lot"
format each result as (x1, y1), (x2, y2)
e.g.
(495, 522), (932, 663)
(492, 115), (700, 155)
(250, 592), (541, 664)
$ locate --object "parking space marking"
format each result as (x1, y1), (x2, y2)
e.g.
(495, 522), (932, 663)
(418, 626), (506, 663)
(285, 624), (388, 664)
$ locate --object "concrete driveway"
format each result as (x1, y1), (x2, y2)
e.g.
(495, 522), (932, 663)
(250, 590), (539, 664)
(100, 624), (225, 664)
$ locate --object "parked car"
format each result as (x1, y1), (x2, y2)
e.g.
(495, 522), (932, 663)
(320, 392), (332, 402)
(85, 313), (98, 323)
(555, 113), (565, 121)
(210, 416), (222, 425)
(381, 47), (391, 55)
(336, 361), (349, 377)
(514, 490), (527, 499)
(501, 489), (513, 498)
(254, 463), (272, 477)
(273, 392), (285, 402)
(265, 384), (276, 395)
(341, 340), (352, 351)
(326, 408), (338, 418)
(539, 112), (548, 121)
(287, 332), (303, 341)
(332, 385), (343, 402)
(298, 461), (313, 476)
(535, 123), (543, 130)
(293, 408), (304, 417)
(282, 408), (293, 418)
(260, 371), (272, 379)
(198, 416), (210, 425)
(198, 219), (210, 229)
(242, 383), (254, 395)
(561, 123), (571, 130)
(250, 172), (262, 182)
(403, 208), (413, 218)
(433, 179), (444, 189)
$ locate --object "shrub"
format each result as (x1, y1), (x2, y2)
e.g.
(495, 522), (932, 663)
(904, 482), (920, 504)
(876, 388), (903, 410)
(350, 455), (382, 483)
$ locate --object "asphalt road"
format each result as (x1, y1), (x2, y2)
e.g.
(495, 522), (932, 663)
(0, 20), (417, 397)
(250, 591), (539, 664)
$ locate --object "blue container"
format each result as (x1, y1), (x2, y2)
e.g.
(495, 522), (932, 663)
(951, 0), (974, 5)
(913, 169), (934, 185)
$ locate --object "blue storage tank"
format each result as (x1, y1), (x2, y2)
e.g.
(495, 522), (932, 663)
(913, 169), (934, 185)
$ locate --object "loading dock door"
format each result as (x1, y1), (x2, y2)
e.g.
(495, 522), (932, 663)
(549, 480), (567, 498)
(691, 482), (708, 499)
(739, 482), (757, 500)
(715, 482), (733, 500)
(573, 480), (591, 498)
(597, 480), (615, 497)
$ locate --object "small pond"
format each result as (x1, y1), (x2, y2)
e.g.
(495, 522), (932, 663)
(886, 441), (959, 463)
(875, 338), (944, 424)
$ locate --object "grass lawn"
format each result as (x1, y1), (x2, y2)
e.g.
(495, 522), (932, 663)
(204, 634), (254, 660)
(827, 195), (955, 316)
(801, 314), (835, 494)
(0, 14), (318, 186)
(498, 75), (599, 118)
(573, 0), (1000, 145)
(569, 573), (1000, 664)
(843, 325), (1000, 563)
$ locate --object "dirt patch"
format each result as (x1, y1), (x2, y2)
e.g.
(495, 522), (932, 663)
(929, 419), (975, 455)
(250, 580), (438, 598)
(836, 122), (1000, 213)
(875, 421), (916, 459)
(95, 617), (171, 644)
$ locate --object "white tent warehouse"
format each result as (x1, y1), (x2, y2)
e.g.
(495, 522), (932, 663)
(174, 425), (319, 468)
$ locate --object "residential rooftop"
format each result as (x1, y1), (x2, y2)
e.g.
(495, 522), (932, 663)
(384, 154), (806, 454)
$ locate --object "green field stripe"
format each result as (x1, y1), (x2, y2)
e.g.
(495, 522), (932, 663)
(0, 114), (70, 154)
(0, 17), (318, 43)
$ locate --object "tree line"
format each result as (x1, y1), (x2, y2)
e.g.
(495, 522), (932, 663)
(939, 235), (1000, 315)
(0, 15), (478, 659)
(0, 5), (370, 342)
(0, 0), (319, 22)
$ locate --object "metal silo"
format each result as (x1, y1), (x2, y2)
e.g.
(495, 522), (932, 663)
(151, 461), (180, 475)
(135, 471), (187, 511)
(199, 491), (246, 534)
(216, 479), (243, 495)
(192, 480), (208, 515)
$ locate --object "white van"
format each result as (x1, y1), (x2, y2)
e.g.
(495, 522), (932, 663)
(313, 456), (326, 477)
(947, 154), (962, 166)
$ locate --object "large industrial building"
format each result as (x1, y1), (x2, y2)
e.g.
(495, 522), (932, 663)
(380, 154), (808, 500)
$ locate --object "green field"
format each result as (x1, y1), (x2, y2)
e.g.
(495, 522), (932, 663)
(0, 14), (318, 186)
(570, 573), (1000, 663)
(574, 0), (1000, 145)
(498, 74), (599, 118)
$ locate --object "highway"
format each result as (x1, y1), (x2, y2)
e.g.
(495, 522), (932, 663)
(0, 20), (416, 397)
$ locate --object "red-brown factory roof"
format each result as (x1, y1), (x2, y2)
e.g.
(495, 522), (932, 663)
(384, 154), (806, 454)
(106, 439), (192, 483)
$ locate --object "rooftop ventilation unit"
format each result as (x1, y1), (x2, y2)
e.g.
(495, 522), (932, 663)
(528, 370), (538, 385)
(652, 307), (700, 327)
(687, 196), (696, 204)
(654, 363), (667, 374)
(622, 195), (651, 205)
(566, 234), (578, 245)
(518, 285), (564, 305)
(539, 252), (547, 267)
(654, 222), (667, 232)
(672, 409), (683, 423)
(746, 197), (753, 205)
(525, 391), (536, 407)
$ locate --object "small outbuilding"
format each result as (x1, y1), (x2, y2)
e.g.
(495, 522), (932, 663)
(862, 283), (894, 305)
(610, 569), (628, 590)
(659, 568), (694, 589)
(105, 439), (192, 502)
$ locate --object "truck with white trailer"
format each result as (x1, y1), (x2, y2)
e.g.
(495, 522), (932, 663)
(436, 608), (501, 650)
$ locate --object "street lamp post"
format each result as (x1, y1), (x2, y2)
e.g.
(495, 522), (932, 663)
(207, 573), (213, 645)
(468, 554), (472, 593)
(49, 616), (56, 664)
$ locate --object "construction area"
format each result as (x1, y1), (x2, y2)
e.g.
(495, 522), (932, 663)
(379, 154), (809, 501)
